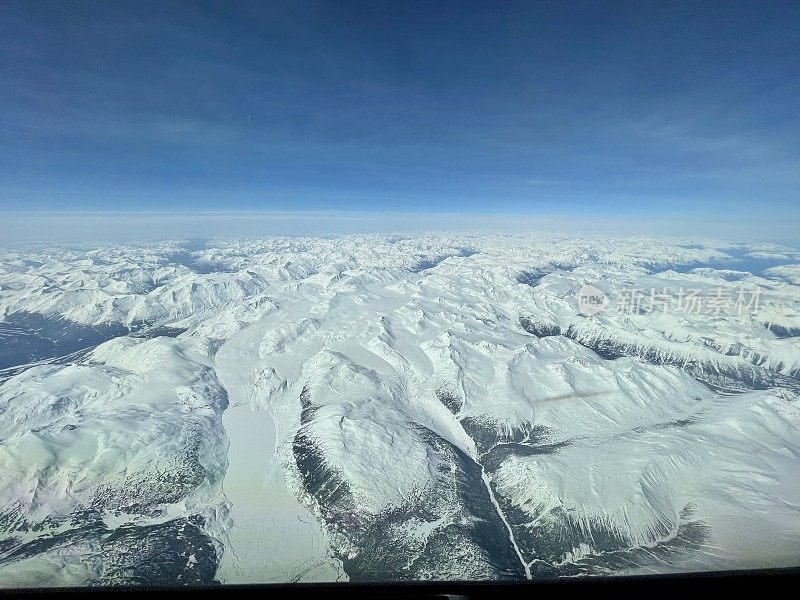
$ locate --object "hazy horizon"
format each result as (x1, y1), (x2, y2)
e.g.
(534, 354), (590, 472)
(1, 209), (799, 246)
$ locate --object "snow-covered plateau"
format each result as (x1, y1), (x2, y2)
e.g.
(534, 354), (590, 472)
(0, 233), (799, 585)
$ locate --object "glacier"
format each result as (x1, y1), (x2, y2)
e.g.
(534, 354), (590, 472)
(0, 233), (798, 585)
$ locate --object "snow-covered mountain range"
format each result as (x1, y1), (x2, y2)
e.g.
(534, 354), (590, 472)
(0, 233), (798, 586)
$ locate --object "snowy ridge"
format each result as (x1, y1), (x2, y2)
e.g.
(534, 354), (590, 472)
(0, 336), (228, 586)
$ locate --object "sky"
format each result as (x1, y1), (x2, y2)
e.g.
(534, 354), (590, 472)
(1, 0), (799, 239)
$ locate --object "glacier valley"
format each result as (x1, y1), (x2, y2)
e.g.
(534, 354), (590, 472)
(0, 233), (799, 585)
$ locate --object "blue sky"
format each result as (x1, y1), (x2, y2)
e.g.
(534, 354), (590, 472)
(1, 0), (799, 233)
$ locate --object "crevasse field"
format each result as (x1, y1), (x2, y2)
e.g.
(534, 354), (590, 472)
(0, 233), (799, 586)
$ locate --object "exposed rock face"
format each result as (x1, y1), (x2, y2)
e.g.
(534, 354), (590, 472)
(519, 316), (561, 338)
(563, 321), (800, 392)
